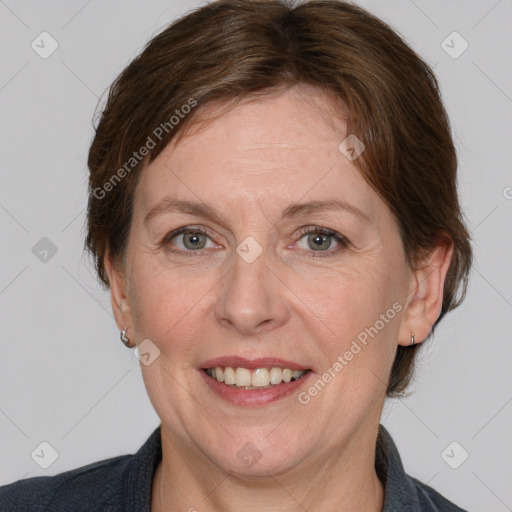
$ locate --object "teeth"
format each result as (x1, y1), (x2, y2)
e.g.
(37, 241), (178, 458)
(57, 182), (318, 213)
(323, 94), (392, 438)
(224, 367), (236, 385)
(269, 367), (283, 385)
(206, 366), (307, 388)
(235, 367), (252, 387)
(215, 366), (224, 383)
(252, 368), (270, 387)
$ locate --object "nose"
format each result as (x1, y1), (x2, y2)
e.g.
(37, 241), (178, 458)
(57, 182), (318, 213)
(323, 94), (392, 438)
(214, 243), (290, 336)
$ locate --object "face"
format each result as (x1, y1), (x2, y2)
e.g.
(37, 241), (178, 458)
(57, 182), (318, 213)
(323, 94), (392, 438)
(107, 85), (440, 478)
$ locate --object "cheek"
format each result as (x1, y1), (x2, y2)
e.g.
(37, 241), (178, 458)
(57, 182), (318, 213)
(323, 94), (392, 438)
(127, 255), (218, 350)
(294, 258), (403, 364)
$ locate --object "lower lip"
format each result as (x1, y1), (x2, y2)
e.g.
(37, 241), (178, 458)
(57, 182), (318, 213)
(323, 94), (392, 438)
(199, 369), (313, 406)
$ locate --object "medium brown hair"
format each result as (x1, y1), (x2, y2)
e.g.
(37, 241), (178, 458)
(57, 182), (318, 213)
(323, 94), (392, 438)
(85, 0), (473, 397)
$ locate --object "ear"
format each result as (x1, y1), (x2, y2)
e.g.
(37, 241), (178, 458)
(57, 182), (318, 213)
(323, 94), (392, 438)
(398, 238), (454, 346)
(104, 247), (134, 335)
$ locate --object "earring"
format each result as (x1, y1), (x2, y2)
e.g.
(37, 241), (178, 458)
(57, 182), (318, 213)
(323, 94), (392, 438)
(120, 327), (131, 348)
(410, 332), (415, 346)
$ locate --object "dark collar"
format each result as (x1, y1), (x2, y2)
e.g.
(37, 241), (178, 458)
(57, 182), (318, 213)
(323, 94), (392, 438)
(376, 423), (422, 510)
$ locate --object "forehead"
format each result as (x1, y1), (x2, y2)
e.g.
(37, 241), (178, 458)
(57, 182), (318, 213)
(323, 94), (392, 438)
(175, 86), (349, 156)
(134, 88), (380, 224)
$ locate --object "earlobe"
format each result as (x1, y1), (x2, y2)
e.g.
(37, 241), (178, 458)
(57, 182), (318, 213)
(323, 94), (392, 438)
(397, 239), (454, 347)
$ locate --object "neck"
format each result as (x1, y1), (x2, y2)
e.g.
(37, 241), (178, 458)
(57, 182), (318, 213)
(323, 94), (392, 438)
(152, 423), (385, 512)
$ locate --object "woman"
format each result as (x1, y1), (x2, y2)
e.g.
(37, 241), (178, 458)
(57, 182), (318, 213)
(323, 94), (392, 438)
(0, 0), (472, 510)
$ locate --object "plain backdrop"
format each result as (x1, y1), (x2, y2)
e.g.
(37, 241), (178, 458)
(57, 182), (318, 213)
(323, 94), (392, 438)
(0, 1), (511, 510)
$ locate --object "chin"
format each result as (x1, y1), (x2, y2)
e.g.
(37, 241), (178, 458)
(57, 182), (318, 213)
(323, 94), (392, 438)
(203, 431), (307, 478)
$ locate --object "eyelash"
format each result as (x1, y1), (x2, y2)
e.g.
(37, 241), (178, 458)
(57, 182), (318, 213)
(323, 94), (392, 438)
(161, 225), (350, 258)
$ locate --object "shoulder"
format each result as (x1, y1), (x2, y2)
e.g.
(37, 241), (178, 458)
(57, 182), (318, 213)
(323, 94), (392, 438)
(409, 475), (469, 512)
(376, 424), (468, 512)
(0, 454), (131, 512)
(0, 425), (162, 512)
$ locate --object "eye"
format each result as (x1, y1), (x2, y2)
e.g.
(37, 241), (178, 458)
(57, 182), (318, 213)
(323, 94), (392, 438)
(163, 227), (218, 254)
(295, 227), (349, 256)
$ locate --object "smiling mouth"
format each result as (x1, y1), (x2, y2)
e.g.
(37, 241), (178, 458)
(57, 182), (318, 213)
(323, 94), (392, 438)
(203, 366), (311, 390)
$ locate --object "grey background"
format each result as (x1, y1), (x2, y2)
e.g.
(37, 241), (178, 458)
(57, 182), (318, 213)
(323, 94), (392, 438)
(0, 0), (511, 510)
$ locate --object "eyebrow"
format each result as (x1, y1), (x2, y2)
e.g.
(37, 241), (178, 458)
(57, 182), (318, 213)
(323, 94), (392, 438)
(143, 197), (371, 226)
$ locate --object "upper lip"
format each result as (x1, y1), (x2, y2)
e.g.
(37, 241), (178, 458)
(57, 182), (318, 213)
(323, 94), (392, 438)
(200, 356), (310, 371)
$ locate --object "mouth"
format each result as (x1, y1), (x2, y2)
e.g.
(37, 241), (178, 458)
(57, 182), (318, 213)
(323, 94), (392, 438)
(202, 366), (311, 390)
(198, 356), (313, 406)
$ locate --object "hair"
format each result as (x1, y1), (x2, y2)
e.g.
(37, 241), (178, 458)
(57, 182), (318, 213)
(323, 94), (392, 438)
(84, 0), (473, 398)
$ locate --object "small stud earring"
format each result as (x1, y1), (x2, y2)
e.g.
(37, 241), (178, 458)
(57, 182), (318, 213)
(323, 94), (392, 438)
(410, 332), (415, 346)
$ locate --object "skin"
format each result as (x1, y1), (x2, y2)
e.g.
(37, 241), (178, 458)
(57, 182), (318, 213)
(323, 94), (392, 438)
(105, 84), (453, 512)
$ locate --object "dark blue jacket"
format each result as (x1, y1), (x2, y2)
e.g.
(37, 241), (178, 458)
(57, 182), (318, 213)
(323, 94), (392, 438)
(0, 424), (468, 511)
